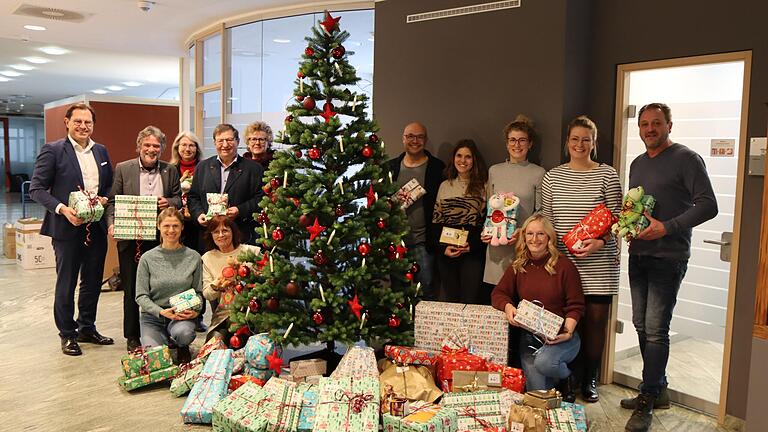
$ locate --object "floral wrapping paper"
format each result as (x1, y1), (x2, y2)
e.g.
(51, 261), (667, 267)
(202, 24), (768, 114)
(559, 402), (587, 432)
(170, 360), (206, 397)
(440, 391), (505, 432)
(298, 383), (318, 432)
(289, 358), (327, 378)
(313, 376), (380, 431)
(382, 402), (459, 432)
(114, 194), (157, 240)
(384, 345), (440, 366)
(545, 407), (578, 432)
(181, 348), (235, 424)
(561, 203), (616, 254)
(212, 381), (273, 432)
(435, 349), (487, 392)
(486, 363), (525, 394)
(206, 193), (229, 220)
(262, 377), (304, 432)
(329, 346), (378, 379)
(513, 300), (564, 341)
(68, 190), (104, 223)
(245, 333), (278, 369)
(118, 364), (179, 391)
(121, 345), (173, 379)
(170, 288), (202, 313)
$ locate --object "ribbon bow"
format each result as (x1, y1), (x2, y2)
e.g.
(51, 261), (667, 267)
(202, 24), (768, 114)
(128, 345), (152, 377)
(337, 389), (374, 414)
(461, 407), (492, 428)
(77, 186), (99, 246)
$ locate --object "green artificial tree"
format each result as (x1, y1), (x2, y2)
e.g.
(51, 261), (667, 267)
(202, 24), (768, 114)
(227, 11), (419, 350)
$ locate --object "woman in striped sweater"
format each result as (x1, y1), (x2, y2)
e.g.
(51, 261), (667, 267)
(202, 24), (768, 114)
(540, 115), (622, 402)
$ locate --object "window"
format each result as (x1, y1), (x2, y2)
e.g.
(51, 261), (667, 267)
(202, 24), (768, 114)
(202, 90), (222, 155)
(202, 34), (222, 86)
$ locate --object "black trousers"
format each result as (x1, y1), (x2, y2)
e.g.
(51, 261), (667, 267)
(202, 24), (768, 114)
(436, 251), (485, 304)
(117, 239), (159, 339)
(52, 226), (107, 339)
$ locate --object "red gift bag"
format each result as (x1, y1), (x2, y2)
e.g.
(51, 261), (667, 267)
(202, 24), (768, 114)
(561, 203), (616, 254)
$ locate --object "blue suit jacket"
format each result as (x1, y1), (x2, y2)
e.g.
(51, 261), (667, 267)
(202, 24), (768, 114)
(29, 138), (114, 241)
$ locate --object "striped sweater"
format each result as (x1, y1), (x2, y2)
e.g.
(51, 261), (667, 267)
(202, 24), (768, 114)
(540, 164), (622, 296)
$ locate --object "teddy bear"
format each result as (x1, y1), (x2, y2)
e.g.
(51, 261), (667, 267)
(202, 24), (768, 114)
(611, 186), (656, 241)
(484, 192), (520, 246)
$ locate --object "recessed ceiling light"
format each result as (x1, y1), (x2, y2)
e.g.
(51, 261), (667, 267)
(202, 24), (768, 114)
(10, 64), (35, 71)
(23, 56), (51, 64)
(39, 46), (69, 55)
(24, 25), (47, 31)
(106, 85), (124, 91)
(0, 77), (11, 82)
(91, 89), (109, 94)
(273, 38), (291, 44)
(122, 81), (142, 87)
(0, 70), (23, 77)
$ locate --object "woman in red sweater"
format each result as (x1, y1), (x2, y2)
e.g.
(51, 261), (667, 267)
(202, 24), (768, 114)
(492, 213), (585, 393)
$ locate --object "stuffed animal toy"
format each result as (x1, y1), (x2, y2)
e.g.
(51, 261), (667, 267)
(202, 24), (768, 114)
(611, 186), (656, 241)
(484, 192), (520, 246)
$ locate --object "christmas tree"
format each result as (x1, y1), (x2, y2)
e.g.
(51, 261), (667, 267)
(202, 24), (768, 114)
(227, 11), (419, 349)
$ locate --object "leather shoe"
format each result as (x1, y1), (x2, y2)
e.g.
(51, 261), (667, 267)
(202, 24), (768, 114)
(61, 338), (82, 356)
(177, 346), (192, 365)
(77, 331), (114, 345)
(126, 337), (142, 352)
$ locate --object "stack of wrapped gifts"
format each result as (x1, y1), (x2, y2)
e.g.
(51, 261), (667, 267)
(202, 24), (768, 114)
(113, 194), (158, 240)
(118, 345), (179, 391)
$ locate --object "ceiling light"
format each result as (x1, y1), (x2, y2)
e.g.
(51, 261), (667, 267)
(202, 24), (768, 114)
(23, 56), (51, 64)
(273, 38), (291, 44)
(0, 70), (23, 77)
(10, 64), (35, 71)
(24, 25), (47, 31)
(106, 85), (124, 91)
(122, 81), (142, 87)
(39, 46), (69, 55)
(91, 89), (109, 94)
(0, 77), (11, 82)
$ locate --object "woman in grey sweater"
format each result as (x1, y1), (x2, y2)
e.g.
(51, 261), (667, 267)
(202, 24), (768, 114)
(136, 207), (203, 364)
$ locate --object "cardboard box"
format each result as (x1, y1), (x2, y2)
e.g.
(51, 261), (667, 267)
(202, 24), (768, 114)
(14, 219), (55, 270)
(3, 223), (15, 259)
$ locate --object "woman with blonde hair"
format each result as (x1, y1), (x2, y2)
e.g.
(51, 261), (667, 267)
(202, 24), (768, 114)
(242, 121), (274, 167)
(491, 214), (584, 391)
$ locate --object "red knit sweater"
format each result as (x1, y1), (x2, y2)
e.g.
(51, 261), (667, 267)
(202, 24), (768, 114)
(179, 159), (197, 176)
(491, 254), (585, 322)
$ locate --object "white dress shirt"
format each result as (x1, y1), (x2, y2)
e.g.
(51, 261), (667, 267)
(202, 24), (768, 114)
(55, 135), (100, 215)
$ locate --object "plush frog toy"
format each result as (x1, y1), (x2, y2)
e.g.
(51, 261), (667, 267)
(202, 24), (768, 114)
(611, 186), (656, 241)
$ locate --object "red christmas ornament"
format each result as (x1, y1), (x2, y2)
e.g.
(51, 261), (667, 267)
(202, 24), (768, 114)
(369, 134), (379, 143)
(306, 217), (327, 241)
(256, 211), (269, 225)
(396, 302), (405, 309)
(270, 178), (281, 189)
(387, 243), (397, 253)
(319, 11), (341, 34)
(235, 325), (251, 336)
(296, 95), (305, 102)
(221, 266), (236, 279)
(410, 262), (421, 274)
(376, 218), (386, 229)
(285, 114), (294, 123)
(284, 280), (299, 297)
(298, 214), (313, 228)
(366, 184), (376, 208)
(348, 294), (363, 319)
(387, 252), (397, 261)
(331, 45), (346, 59)
(229, 335), (242, 349)
(312, 310), (325, 325)
(294, 149), (302, 158)
(305, 47), (315, 56)
(308, 146), (322, 160)
(404, 272), (414, 281)
(388, 315), (401, 328)
(320, 103), (337, 123)
(291, 197), (301, 207)
(271, 227), (284, 242)
(334, 205), (345, 217)
(248, 298), (261, 312)
(303, 96), (316, 111)
(396, 244), (408, 258)
(266, 347), (284, 374)
(360, 145), (373, 158)
(357, 242), (371, 257)
(266, 297), (280, 311)
(297, 70), (304, 78)
(234, 282), (243, 293)
(313, 250), (329, 265)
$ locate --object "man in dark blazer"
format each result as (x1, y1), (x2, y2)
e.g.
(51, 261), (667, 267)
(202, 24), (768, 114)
(105, 126), (182, 352)
(29, 103), (114, 356)
(187, 123), (264, 246)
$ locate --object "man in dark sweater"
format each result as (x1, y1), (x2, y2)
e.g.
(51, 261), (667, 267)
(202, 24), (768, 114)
(622, 103), (718, 432)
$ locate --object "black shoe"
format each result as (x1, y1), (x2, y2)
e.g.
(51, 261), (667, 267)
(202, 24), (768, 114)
(625, 393), (655, 432)
(61, 338), (82, 356)
(581, 368), (600, 403)
(126, 337), (142, 352)
(77, 330), (115, 345)
(195, 321), (208, 333)
(558, 374), (576, 403)
(620, 386), (671, 409)
(177, 346), (192, 365)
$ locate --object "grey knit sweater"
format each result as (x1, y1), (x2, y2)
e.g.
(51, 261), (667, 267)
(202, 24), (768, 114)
(135, 245), (203, 317)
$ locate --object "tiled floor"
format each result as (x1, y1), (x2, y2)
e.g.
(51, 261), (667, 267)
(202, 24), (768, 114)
(0, 191), (735, 431)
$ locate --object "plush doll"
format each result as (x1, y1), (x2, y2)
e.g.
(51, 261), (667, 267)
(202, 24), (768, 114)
(611, 186), (656, 241)
(484, 192), (520, 246)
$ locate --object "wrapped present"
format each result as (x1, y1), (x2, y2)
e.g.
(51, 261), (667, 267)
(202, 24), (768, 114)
(452, 370), (503, 393)
(513, 300), (564, 341)
(298, 384), (318, 432)
(212, 382), (273, 432)
(121, 345), (173, 379)
(484, 192), (520, 247)
(546, 407), (579, 432)
(232, 348), (247, 374)
(435, 348), (487, 392)
(394, 178), (427, 209)
(114, 195), (158, 240)
(170, 360), (206, 397)
(508, 404), (546, 432)
(262, 377), (304, 432)
(290, 358), (327, 379)
(560, 402), (587, 432)
(379, 360), (443, 404)
(507, 422), (525, 432)
(244, 364), (275, 382)
(245, 333), (278, 369)
(118, 364), (179, 391)
(440, 227), (469, 246)
(229, 375), (266, 393)
(181, 348), (234, 424)
(522, 389), (561, 410)
(330, 346), (378, 379)
(170, 288), (202, 313)
(561, 203), (616, 253)
(611, 186), (656, 242)
(196, 336), (227, 361)
(415, 301), (509, 364)
(313, 376), (380, 431)
(385, 345), (439, 366)
(440, 391), (505, 431)
(68, 190), (104, 223)
(497, 389), (524, 424)
(382, 402), (459, 432)
(206, 193), (229, 220)
(486, 363), (525, 393)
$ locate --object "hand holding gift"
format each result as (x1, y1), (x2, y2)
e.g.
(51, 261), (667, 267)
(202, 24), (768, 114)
(483, 192), (520, 246)
(611, 186), (656, 242)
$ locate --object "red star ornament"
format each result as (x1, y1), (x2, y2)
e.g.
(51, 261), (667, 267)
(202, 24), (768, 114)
(306, 217), (327, 241)
(395, 244), (408, 259)
(319, 11), (341, 35)
(366, 184), (376, 208)
(320, 102), (337, 123)
(256, 251), (269, 271)
(348, 294), (363, 319)
(266, 347), (284, 375)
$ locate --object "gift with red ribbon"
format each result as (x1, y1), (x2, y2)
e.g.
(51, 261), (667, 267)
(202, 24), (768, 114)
(120, 345), (173, 379)
(212, 381), (274, 431)
(228, 374), (266, 393)
(561, 203), (616, 254)
(262, 377), (304, 432)
(435, 346), (487, 392)
(440, 390), (505, 431)
(486, 362), (525, 393)
(385, 345), (440, 366)
(181, 348), (235, 424)
(313, 376), (380, 431)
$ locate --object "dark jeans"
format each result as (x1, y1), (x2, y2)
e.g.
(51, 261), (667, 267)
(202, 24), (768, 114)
(117, 239), (158, 339)
(628, 254), (688, 395)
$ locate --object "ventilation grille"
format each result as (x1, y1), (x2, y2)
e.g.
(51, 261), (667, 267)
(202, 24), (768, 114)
(406, 0), (521, 23)
(13, 4), (89, 23)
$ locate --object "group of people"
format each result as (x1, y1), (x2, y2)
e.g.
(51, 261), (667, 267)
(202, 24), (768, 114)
(30, 101), (716, 432)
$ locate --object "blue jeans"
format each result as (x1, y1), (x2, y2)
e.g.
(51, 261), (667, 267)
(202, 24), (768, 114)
(519, 330), (581, 390)
(628, 255), (688, 395)
(139, 313), (196, 348)
(409, 244), (435, 300)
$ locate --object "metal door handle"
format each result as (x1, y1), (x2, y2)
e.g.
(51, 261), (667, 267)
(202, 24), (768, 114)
(704, 239), (730, 246)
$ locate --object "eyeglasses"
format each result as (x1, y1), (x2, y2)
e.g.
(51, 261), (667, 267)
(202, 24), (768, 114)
(404, 134), (426, 141)
(507, 137), (530, 146)
(247, 137), (268, 143)
(70, 119), (93, 128)
(215, 138), (237, 145)
(525, 232), (548, 239)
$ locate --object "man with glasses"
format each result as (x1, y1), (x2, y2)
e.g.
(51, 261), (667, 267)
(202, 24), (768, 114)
(386, 122), (446, 300)
(188, 124), (264, 245)
(30, 103), (115, 356)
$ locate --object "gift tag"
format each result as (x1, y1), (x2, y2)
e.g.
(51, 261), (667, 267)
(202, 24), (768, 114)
(396, 365), (410, 373)
(487, 372), (501, 387)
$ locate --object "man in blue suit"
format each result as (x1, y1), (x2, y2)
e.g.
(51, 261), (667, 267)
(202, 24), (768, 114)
(30, 103), (115, 356)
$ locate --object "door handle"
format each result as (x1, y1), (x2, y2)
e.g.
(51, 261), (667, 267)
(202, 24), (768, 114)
(704, 239), (730, 246)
